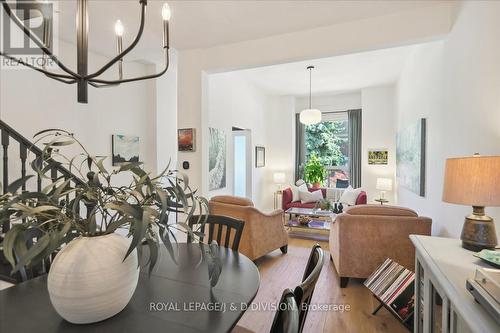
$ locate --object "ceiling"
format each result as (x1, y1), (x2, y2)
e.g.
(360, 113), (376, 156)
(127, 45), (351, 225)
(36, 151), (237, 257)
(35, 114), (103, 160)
(230, 45), (416, 96)
(52, 0), (449, 58)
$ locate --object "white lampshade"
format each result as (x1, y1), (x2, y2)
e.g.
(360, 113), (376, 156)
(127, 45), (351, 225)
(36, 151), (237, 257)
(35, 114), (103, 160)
(273, 172), (286, 184)
(376, 178), (393, 191)
(299, 109), (322, 125)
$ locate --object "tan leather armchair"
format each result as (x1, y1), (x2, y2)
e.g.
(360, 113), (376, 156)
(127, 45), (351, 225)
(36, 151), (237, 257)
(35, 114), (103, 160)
(329, 204), (432, 287)
(209, 196), (288, 260)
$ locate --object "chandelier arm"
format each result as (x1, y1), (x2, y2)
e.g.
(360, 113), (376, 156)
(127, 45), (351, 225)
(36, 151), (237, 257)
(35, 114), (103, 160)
(0, 0), (80, 78)
(85, 1), (147, 80)
(88, 52), (169, 85)
(0, 51), (76, 81)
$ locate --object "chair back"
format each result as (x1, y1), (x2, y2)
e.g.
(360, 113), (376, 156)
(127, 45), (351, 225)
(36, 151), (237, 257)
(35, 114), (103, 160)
(294, 244), (324, 332)
(269, 288), (299, 333)
(188, 215), (245, 251)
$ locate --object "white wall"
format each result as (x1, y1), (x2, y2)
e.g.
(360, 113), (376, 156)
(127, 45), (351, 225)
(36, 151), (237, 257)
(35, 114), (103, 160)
(361, 86), (397, 203)
(177, 3), (455, 195)
(206, 72), (292, 211)
(0, 40), (178, 187)
(395, 1), (500, 238)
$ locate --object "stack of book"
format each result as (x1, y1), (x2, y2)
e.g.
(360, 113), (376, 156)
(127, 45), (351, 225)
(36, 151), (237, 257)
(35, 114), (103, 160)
(364, 258), (416, 325)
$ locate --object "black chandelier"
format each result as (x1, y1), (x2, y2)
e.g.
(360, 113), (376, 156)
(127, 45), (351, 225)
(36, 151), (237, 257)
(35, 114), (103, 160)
(0, 0), (171, 103)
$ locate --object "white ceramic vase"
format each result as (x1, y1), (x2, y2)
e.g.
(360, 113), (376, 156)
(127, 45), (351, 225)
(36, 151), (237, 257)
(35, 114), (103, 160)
(47, 233), (139, 324)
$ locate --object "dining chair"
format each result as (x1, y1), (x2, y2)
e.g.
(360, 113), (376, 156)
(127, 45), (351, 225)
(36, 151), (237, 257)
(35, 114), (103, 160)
(269, 288), (300, 333)
(231, 288), (299, 333)
(188, 215), (245, 251)
(293, 244), (324, 333)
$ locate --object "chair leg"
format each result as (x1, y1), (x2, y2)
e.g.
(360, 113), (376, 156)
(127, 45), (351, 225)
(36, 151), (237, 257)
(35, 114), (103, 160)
(280, 245), (288, 254)
(340, 277), (349, 288)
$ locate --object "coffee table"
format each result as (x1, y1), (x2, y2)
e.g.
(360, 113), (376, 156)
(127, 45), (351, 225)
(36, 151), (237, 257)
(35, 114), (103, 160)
(285, 207), (336, 240)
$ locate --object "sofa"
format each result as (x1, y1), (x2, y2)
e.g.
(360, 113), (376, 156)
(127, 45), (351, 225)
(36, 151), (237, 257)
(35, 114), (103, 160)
(329, 204), (432, 288)
(281, 187), (367, 210)
(208, 195), (288, 261)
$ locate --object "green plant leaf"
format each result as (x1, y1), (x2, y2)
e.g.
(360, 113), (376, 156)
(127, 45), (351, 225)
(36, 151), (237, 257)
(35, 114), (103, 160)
(6, 175), (34, 194)
(12, 233), (50, 273)
(123, 210), (148, 261)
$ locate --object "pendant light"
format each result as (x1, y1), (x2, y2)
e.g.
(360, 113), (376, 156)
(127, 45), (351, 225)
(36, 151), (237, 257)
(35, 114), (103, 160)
(299, 65), (321, 125)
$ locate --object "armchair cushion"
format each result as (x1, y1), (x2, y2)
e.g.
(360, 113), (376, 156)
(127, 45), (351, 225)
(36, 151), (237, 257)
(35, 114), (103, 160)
(210, 195), (253, 207)
(299, 190), (323, 203)
(345, 204), (417, 217)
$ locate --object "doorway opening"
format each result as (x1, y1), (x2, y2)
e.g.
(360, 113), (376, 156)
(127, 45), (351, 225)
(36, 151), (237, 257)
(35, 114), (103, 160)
(233, 127), (252, 198)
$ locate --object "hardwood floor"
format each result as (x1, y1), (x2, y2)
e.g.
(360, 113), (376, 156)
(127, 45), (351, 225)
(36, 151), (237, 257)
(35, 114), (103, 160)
(234, 237), (408, 333)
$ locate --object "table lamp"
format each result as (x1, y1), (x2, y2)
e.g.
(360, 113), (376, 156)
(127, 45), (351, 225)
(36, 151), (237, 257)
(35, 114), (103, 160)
(442, 155), (500, 251)
(273, 172), (286, 189)
(376, 178), (393, 202)
(273, 172), (286, 209)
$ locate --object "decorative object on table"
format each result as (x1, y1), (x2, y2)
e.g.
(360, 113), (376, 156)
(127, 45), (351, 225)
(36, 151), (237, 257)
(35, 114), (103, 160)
(338, 202), (344, 213)
(376, 177), (392, 204)
(298, 215), (311, 226)
(299, 66), (321, 125)
(333, 202), (339, 214)
(273, 172), (286, 209)
(368, 149), (388, 165)
(442, 155), (500, 251)
(208, 127), (227, 190)
(304, 154), (326, 189)
(315, 198), (333, 211)
(178, 128), (196, 152)
(182, 161), (190, 170)
(112, 134), (139, 166)
(466, 267), (500, 325)
(473, 250), (500, 269)
(0, 129), (215, 324)
(0, 1), (172, 103)
(396, 118), (426, 196)
(364, 258), (416, 330)
(255, 146), (265, 168)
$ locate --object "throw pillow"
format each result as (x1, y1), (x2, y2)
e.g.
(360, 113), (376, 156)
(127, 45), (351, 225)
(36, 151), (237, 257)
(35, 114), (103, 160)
(290, 183), (308, 202)
(339, 186), (363, 206)
(300, 189), (323, 204)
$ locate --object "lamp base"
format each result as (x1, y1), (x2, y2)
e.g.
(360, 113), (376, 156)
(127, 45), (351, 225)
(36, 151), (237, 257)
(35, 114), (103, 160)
(460, 206), (498, 252)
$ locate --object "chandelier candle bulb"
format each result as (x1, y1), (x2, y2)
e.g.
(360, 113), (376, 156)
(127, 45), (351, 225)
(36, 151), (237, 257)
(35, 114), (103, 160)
(0, 0), (172, 103)
(162, 3), (171, 48)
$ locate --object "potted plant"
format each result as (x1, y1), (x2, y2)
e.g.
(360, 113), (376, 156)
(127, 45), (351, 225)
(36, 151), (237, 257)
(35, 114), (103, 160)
(0, 129), (215, 324)
(304, 154), (326, 189)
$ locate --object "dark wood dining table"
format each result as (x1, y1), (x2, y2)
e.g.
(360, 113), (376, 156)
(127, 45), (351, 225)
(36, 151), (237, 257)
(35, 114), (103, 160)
(0, 243), (260, 333)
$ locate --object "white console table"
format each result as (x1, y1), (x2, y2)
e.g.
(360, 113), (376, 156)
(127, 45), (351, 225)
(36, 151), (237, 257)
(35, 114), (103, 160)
(410, 235), (499, 333)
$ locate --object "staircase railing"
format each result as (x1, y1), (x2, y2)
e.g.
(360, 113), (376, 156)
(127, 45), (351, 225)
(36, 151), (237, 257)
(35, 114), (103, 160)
(0, 120), (86, 233)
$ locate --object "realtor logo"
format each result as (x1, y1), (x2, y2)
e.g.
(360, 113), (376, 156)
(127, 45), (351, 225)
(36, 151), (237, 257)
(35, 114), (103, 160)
(1, 0), (57, 68)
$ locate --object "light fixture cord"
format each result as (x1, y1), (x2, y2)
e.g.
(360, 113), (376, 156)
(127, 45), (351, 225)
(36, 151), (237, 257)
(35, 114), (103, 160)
(309, 67), (312, 109)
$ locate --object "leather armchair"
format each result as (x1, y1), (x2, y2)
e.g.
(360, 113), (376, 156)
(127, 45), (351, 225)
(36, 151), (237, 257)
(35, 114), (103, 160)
(209, 196), (288, 261)
(329, 204), (432, 287)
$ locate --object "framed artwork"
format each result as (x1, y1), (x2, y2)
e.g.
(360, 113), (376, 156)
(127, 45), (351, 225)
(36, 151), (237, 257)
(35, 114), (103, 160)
(396, 118), (426, 196)
(178, 128), (196, 152)
(208, 128), (226, 191)
(368, 149), (388, 165)
(112, 134), (139, 166)
(255, 146), (265, 168)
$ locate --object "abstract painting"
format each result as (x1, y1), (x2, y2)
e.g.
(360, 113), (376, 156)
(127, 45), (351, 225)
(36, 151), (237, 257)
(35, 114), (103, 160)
(396, 118), (426, 196)
(112, 134), (139, 166)
(178, 128), (196, 152)
(368, 149), (388, 165)
(208, 128), (226, 190)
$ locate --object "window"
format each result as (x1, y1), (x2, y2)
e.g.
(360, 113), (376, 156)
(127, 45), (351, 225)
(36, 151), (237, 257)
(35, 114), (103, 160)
(297, 111), (350, 187)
